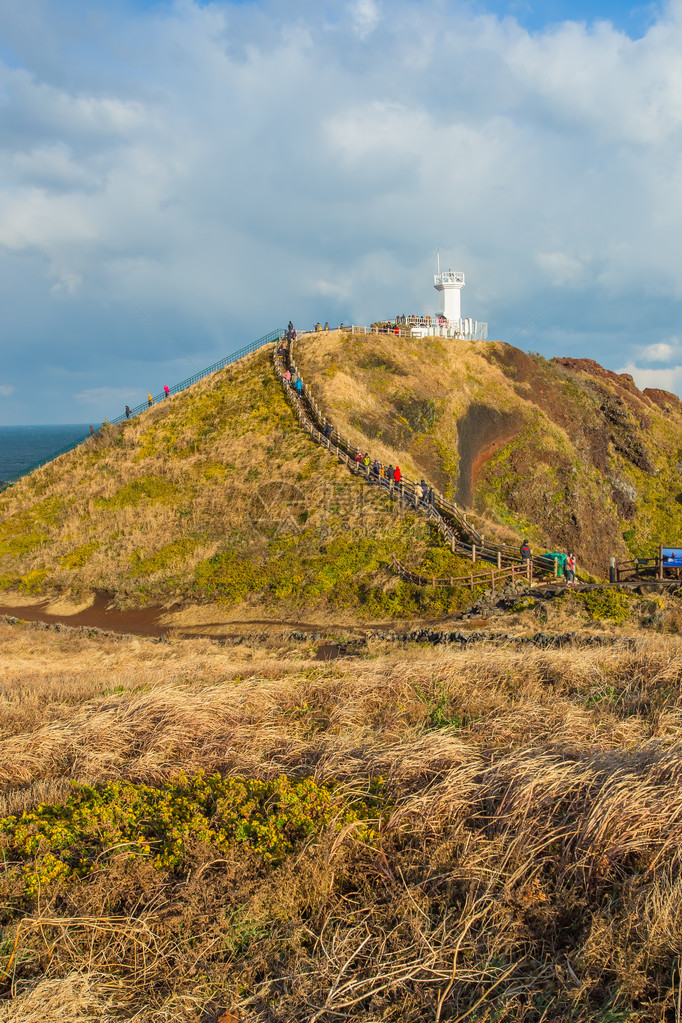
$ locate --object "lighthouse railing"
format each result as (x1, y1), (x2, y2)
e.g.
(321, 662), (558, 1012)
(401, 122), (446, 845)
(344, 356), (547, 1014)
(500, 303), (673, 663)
(344, 322), (488, 340)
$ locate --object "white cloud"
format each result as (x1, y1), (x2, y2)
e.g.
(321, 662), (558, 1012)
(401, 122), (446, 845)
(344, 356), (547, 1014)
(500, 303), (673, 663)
(74, 386), (137, 404)
(5, 0), (682, 416)
(313, 278), (350, 301)
(636, 340), (680, 362)
(536, 251), (589, 288)
(350, 0), (380, 40)
(618, 361), (682, 394)
(51, 271), (83, 295)
(0, 385), (14, 397)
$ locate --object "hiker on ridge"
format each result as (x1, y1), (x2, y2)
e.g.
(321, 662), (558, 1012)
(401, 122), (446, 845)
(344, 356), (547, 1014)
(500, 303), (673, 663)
(164, 385), (170, 398)
(387, 465), (395, 482)
(414, 481), (424, 505)
(294, 377), (303, 395)
(362, 453), (371, 468)
(125, 405), (131, 419)
(394, 465), (402, 483)
(565, 553), (576, 587)
(520, 540), (531, 564)
(355, 451), (362, 463)
(147, 393), (153, 408)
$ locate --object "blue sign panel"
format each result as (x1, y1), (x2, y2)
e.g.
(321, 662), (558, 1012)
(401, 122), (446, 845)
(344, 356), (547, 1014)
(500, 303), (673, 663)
(661, 547), (682, 567)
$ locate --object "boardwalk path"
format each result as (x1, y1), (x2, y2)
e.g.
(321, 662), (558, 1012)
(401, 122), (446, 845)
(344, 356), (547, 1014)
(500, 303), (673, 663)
(274, 333), (559, 591)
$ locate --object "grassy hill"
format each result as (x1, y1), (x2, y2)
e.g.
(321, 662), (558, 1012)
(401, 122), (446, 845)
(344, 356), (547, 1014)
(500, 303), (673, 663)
(4, 330), (682, 617)
(296, 330), (682, 574)
(0, 347), (478, 621)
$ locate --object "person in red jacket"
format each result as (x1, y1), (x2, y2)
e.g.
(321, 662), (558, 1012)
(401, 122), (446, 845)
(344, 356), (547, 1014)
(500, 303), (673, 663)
(394, 465), (401, 483)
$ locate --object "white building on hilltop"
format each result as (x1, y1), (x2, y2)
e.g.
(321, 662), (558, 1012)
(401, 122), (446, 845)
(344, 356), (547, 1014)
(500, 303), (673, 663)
(396, 264), (488, 340)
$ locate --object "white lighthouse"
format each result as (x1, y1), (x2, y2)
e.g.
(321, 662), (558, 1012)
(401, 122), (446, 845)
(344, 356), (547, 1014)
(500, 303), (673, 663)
(434, 269), (465, 323)
(393, 260), (488, 340)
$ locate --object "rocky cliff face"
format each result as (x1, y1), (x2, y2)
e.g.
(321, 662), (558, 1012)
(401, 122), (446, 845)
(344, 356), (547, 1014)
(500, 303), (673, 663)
(296, 331), (682, 575)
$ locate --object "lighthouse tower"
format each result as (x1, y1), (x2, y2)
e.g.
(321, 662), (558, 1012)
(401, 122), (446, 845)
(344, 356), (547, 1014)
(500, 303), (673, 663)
(393, 261), (487, 340)
(434, 269), (465, 323)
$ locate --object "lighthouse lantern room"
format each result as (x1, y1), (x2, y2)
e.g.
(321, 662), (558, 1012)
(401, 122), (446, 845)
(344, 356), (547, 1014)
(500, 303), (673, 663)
(434, 269), (465, 323)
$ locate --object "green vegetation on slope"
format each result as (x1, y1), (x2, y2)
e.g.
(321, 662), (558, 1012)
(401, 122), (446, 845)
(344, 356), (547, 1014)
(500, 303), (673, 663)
(0, 348), (479, 617)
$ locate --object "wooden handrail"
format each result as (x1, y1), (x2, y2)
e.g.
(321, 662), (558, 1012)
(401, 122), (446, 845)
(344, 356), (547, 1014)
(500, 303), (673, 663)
(390, 556), (532, 592)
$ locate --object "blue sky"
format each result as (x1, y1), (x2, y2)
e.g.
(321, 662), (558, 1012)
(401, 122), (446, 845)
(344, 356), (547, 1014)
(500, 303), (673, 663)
(1, 0), (682, 422)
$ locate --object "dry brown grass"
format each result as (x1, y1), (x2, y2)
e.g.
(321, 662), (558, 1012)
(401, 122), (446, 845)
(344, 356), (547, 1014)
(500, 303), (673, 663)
(2, 619), (682, 1019)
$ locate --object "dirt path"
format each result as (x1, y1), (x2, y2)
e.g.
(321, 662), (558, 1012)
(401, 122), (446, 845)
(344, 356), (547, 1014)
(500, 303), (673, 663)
(0, 593), (167, 638)
(0, 595), (418, 641)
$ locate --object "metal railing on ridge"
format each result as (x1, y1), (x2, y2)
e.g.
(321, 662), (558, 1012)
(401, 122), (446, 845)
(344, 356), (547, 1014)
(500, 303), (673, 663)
(0, 328), (285, 491)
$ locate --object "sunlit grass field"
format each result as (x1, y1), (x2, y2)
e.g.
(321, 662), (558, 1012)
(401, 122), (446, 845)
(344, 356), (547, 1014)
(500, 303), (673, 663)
(2, 617), (682, 1021)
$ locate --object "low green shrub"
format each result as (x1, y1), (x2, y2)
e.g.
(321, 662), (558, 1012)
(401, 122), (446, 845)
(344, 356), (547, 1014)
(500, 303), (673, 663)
(60, 541), (101, 569)
(95, 475), (182, 510)
(0, 531), (46, 558)
(512, 596), (535, 612)
(0, 772), (388, 898)
(194, 550), (268, 603)
(579, 587), (633, 624)
(129, 538), (198, 577)
(18, 569), (47, 594)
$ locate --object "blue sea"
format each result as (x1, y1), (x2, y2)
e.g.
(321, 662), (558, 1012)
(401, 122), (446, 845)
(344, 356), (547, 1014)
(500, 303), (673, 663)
(0, 424), (95, 483)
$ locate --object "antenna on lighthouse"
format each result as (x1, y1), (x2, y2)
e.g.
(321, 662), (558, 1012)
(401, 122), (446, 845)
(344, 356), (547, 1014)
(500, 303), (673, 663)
(437, 249), (440, 274)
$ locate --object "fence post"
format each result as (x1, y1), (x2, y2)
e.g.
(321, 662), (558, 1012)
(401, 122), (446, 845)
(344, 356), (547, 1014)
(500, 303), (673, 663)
(450, 535), (455, 553)
(497, 550), (502, 570)
(609, 557), (616, 584)
(472, 544), (476, 563)
(554, 559), (558, 578)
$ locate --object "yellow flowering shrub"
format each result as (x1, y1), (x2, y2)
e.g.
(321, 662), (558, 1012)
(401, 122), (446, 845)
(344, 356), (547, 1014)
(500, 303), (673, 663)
(0, 773), (387, 897)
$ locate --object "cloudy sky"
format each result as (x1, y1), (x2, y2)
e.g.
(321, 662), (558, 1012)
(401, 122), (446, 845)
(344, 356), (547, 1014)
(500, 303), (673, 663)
(1, 0), (682, 423)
